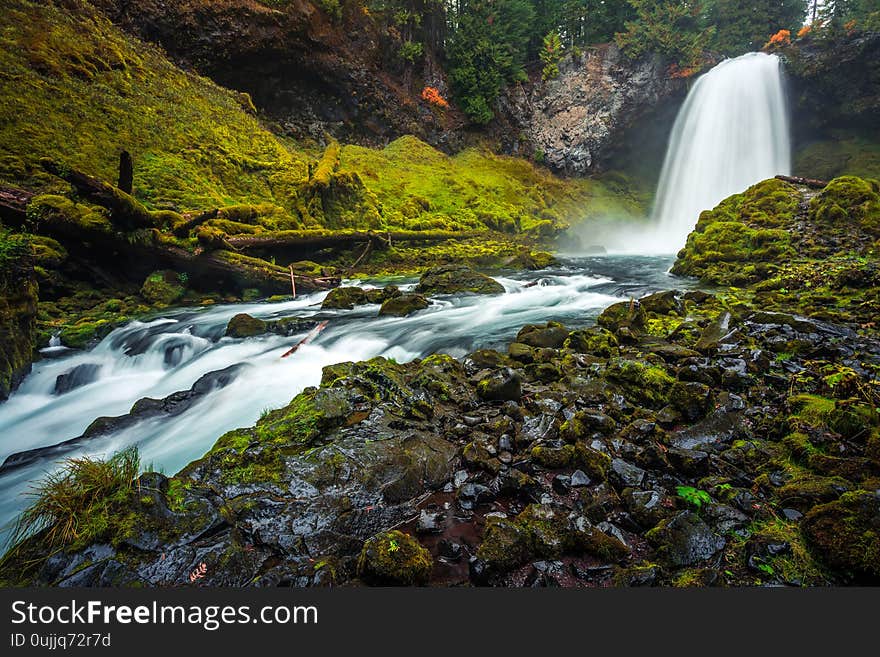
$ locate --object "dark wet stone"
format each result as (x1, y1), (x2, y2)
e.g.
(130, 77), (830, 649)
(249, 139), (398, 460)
(53, 363), (101, 395)
(639, 290), (683, 315)
(476, 368), (522, 402)
(610, 458), (645, 488)
(705, 504), (749, 534)
(552, 474), (571, 493)
(570, 469), (591, 488)
(666, 447), (710, 476)
(378, 293), (429, 317)
(416, 509), (444, 534)
(456, 483), (494, 510)
(416, 265), (505, 296)
(648, 511), (726, 567)
(439, 539), (462, 561)
(516, 322), (569, 349)
(782, 508), (803, 521)
(624, 489), (672, 528)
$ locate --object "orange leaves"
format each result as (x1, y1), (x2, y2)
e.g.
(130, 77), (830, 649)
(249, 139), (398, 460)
(667, 63), (699, 79)
(797, 24), (812, 38)
(420, 86), (448, 108)
(768, 29), (791, 46)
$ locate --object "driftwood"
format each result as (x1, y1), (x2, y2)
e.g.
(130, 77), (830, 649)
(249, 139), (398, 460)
(0, 184), (34, 227)
(775, 174), (829, 189)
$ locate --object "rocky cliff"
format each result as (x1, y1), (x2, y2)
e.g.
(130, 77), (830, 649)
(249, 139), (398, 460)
(495, 45), (688, 176)
(0, 232), (37, 401)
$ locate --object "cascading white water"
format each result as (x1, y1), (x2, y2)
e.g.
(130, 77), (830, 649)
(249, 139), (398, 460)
(649, 52), (791, 252)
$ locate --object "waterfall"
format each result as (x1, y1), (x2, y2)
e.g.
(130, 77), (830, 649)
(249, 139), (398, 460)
(648, 52), (791, 253)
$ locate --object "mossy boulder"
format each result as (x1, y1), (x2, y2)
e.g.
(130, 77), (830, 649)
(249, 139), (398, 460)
(564, 327), (619, 357)
(365, 285), (401, 305)
(357, 530), (433, 585)
(225, 313), (268, 338)
(670, 381), (714, 422)
(802, 491), (880, 582)
(646, 511), (726, 567)
(476, 368), (522, 402)
(604, 358), (675, 409)
(809, 176), (880, 234)
(140, 270), (185, 305)
(321, 286), (368, 310)
(597, 300), (646, 333)
(530, 442), (610, 481)
(378, 293), (429, 317)
(515, 321), (568, 348)
(415, 264), (504, 296)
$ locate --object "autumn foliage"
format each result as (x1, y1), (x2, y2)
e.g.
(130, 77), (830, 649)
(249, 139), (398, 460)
(667, 63), (699, 79)
(766, 29), (791, 48)
(797, 24), (812, 38)
(421, 86), (449, 108)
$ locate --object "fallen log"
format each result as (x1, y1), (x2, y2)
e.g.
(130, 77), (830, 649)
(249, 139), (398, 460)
(226, 228), (484, 252)
(0, 184), (33, 227)
(40, 158), (156, 230)
(775, 174), (829, 189)
(173, 208), (219, 237)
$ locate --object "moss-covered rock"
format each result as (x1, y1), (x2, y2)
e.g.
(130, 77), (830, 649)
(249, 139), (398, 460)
(515, 322), (569, 348)
(564, 327), (619, 357)
(140, 270), (185, 305)
(604, 358), (675, 409)
(357, 530), (432, 585)
(321, 286), (368, 309)
(809, 176), (880, 234)
(597, 300), (646, 333)
(225, 313), (268, 338)
(415, 264), (504, 296)
(378, 293), (429, 317)
(802, 491), (880, 582)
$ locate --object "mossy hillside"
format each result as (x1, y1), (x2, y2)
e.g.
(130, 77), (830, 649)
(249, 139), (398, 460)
(340, 136), (640, 236)
(0, 0), (311, 212)
(0, 228), (37, 398)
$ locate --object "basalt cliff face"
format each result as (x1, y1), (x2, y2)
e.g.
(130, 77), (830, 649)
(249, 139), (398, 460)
(494, 46), (688, 176)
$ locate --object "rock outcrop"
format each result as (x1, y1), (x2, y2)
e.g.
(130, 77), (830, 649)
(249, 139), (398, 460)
(0, 232), (37, 400)
(495, 45), (687, 175)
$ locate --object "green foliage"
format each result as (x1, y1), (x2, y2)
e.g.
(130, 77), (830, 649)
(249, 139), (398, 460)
(706, 0), (808, 56)
(676, 485), (711, 509)
(398, 39), (424, 63)
(3, 448), (140, 557)
(615, 0), (715, 68)
(540, 30), (563, 81)
(448, 0), (535, 123)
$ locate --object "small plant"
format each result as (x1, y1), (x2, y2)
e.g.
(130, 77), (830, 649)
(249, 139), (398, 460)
(388, 538), (400, 553)
(676, 485), (711, 509)
(420, 86), (448, 108)
(3, 447), (140, 557)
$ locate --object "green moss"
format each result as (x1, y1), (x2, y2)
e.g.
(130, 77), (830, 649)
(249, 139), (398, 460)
(357, 530), (432, 585)
(809, 176), (880, 235)
(802, 491), (880, 582)
(604, 358), (675, 409)
(0, 0), (310, 212)
(140, 270), (186, 305)
(795, 134), (880, 181)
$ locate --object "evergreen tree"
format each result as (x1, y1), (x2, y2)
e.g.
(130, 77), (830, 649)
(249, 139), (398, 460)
(447, 0), (535, 123)
(705, 0), (808, 55)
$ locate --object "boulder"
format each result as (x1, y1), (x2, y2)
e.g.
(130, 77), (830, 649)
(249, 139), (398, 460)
(416, 265), (504, 295)
(321, 286), (368, 309)
(357, 530), (433, 585)
(379, 293), (429, 317)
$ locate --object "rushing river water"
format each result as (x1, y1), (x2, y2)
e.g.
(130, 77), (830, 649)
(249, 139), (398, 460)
(0, 255), (686, 542)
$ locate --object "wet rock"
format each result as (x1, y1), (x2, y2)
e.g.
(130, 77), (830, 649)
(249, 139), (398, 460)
(225, 313), (267, 338)
(416, 509), (444, 534)
(610, 458), (645, 489)
(552, 474), (572, 493)
(321, 286), (367, 309)
(53, 363), (101, 395)
(598, 300), (646, 333)
(670, 381), (714, 422)
(623, 489), (673, 528)
(639, 290), (683, 315)
(357, 530), (433, 586)
(695, 312), (733, 352)
(439, 539), (462, 561)
(782, 508), (803, 521)
(378, 293), (429, 317)
(614, 564), (659, 587)
(141, 270), (185, 305)
(516, 322), (569, 349)
(570, 470), (591, 488)
(416, 265), (504, 296)
(507, 342), (535, 363)
(666, 447), (710, 476)
(704, 504), (749, 534)
(456, 483), (494, 510)
(365, 285), (401, 304)
(647, 511), (726, 567)
(476, 368), (522, 402)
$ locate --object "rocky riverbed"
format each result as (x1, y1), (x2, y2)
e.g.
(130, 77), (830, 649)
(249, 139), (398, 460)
(2, 175), (879, 588)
